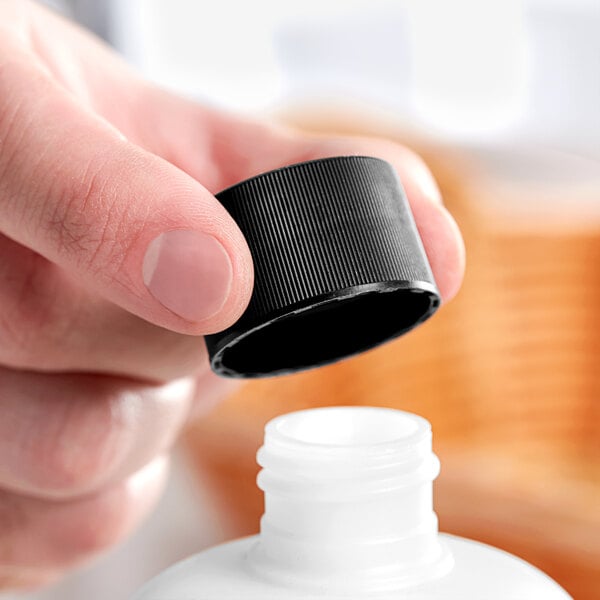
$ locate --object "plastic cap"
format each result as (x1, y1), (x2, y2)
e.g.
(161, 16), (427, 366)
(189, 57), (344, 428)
(206, 156), (440, 378)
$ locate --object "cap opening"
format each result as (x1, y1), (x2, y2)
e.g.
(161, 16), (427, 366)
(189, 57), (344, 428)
(215, 284), (438, 377)
(272, 407), (421, 447)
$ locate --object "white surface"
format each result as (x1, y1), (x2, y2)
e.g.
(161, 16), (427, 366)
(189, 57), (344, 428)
(132, 534), (571, 600)
(133, 407), (570, 599)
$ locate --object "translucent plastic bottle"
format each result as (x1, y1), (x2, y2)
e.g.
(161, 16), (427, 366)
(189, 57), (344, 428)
(132, 407), (571, 599)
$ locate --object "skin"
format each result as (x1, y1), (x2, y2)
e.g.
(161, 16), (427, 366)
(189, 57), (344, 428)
(0, 0), (465, 591)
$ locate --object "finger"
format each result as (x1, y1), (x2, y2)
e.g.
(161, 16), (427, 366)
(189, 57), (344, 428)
(0, 50), (253, 336)
(0, 456), (167, 591)
(5, 5), (462, 309)
(130, 91), (465, 302)
(0, 234), (208, 381)
(8, 5), (461, 308)
(0, 369), (193, 499)
(302, 136), (466, 302)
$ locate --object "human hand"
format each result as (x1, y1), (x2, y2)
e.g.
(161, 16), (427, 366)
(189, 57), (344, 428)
(0, 0), (464, 590)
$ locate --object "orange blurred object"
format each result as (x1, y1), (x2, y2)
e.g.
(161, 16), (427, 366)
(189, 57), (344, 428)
(184, 110), (600, 600)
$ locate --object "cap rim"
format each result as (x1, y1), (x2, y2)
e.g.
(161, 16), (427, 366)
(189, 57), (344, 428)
(215, 155), (391, 199)
(209, 280), (440, 379)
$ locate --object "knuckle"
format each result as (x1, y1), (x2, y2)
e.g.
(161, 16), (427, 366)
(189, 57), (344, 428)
(0, 253), (68, 369)
(24, 389), (135, 496)
(39, 143), (142, 284)
(42, 155), (118, 270)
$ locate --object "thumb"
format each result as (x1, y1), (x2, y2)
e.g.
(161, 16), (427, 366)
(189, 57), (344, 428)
(0, 58), (253, 335)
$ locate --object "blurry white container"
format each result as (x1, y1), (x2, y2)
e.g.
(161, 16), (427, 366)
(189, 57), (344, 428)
(97, 0), (600, 157)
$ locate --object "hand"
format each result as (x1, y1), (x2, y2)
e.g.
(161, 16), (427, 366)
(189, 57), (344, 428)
(0, 0), (464, 590)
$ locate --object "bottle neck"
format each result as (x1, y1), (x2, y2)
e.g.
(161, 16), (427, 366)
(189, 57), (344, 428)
(250, 406), (452, 593)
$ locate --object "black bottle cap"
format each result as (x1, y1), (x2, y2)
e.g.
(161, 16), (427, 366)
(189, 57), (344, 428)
(206, 156), (440, 378)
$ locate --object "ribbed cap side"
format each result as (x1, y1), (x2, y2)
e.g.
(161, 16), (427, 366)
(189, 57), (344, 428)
(206, 156), (439, 378)
(218, 157), (433, 314)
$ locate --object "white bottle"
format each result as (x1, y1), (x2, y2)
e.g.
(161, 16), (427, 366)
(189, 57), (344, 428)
(132, 407), (571, 600)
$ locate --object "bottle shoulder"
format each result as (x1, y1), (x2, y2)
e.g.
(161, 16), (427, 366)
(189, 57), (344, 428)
(132, 534), (571, 600)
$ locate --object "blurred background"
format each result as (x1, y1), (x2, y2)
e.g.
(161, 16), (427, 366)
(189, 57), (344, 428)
(14, 1), (600, 599)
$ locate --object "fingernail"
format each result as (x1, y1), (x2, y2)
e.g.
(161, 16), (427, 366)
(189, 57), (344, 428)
(143, 230), (232, 322)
